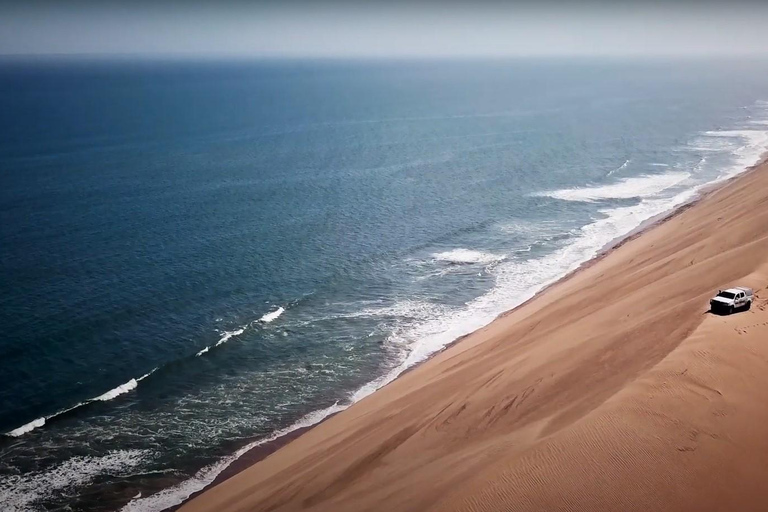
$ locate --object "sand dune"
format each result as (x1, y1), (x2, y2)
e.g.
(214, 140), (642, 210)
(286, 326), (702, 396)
(182, 162), (768, 512)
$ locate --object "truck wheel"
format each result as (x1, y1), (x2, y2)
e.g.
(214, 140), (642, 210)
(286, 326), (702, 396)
(746, 301), (752, 311)
(729, 306), (734, 315)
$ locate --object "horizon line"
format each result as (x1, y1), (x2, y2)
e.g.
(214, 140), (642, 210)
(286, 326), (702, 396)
(3, 51), (768, 61)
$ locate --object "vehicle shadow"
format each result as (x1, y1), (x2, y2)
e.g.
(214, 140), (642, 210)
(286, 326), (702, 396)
(707, 306), (750, 316)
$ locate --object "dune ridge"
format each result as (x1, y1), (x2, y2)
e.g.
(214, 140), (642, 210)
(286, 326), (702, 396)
(182, 161), (768, 512)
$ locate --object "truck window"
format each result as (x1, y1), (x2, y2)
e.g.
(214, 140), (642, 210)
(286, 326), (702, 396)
(718, 291), (736, 299)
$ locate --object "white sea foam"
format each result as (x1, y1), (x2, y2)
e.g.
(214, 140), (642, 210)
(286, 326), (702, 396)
(92, 368), (157, 402)
(0, 449), (150, 512)
(259, 307), (285, 323)
(195, 327), (247, 356)
(536, 172), (690, 202)
(606, 159), (630, 177)
(688, 138), (738, 153)
(93, 379), (139, 402)
(215, 327), (245, 345)
(432, 248), (505, 265)
(704, 129), (768, 142)
(296, 299), (448, 326)
(7, 417), (46, 437)
(498, 219), (560, 235)
(348, 189), (699, 405)
(343, 299), (450, 321)
(702, 130), (768, 180)
(121, 403), (345, 512)
(364, 127), (768, 400)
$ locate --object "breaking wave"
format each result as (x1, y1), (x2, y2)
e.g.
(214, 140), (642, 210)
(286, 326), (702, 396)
(94, 379), (138, 402)
(349, 300), (449, 321)
(606, 159), (630, 177)
(7, 417), (46, 437)
(195, 307), (285, 357)
(259, 307), (285, 323)
(535, 172), (690, 202)
(7, 307), (289, 437)
(702, 130), (768, 181)
(432, 248), (505, 265)
(5, 369), (158, 437)
(196, 327), (247, 357)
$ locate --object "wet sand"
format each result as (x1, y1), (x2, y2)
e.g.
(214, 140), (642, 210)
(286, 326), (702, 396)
(181, 161), (768, 512)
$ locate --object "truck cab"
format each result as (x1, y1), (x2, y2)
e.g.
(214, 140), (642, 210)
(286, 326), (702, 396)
(710, 287), (753, 314)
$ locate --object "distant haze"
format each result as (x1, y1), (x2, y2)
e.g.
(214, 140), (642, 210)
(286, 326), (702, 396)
(2, 1), (768, 58)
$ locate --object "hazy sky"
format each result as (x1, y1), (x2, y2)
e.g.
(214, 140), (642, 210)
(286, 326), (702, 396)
(2, 1), (768, 58)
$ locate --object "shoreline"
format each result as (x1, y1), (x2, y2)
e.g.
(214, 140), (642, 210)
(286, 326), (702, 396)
(163, 157), (768, 512)
(165, 422), (327, 512)
(180, 152), (768, 511)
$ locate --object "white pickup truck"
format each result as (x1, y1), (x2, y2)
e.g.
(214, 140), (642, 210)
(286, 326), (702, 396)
(710, 287), (753, 314)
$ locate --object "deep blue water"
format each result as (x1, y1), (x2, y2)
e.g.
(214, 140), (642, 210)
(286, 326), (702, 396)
(3, 58), (768, 511)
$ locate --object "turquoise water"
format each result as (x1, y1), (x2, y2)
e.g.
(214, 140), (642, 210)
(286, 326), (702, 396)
(2, 58), (768, 511)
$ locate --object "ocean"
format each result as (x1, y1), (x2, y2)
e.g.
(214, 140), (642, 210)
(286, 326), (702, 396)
(2, 57), (768, 511)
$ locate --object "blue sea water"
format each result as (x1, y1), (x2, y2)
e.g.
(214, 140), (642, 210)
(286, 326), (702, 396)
(2, 57), (768, 511)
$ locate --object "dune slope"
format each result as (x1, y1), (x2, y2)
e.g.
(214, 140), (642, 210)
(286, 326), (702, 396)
(182, 163), (768, 512)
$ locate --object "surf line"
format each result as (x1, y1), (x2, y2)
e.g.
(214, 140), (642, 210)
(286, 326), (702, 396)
(606, 159), (631, 177)
(5, 368), (158, 437)
(9, 305), (288, 437)
(195, 306), (285, 357)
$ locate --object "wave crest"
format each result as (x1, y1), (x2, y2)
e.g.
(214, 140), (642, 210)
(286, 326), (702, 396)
(5, 368), (157, 437)
(432, 248), (505, 265)
(535, 172), (690, 202)
(259, 307), (285, 323)
(195, 327), (247, 357)
(606, 159), (630, 177)
(93, 379), (138, 402)
(7, 417), (46, 437)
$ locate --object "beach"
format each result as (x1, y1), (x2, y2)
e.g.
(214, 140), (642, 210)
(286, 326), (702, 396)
(180, 160), (768, 512)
